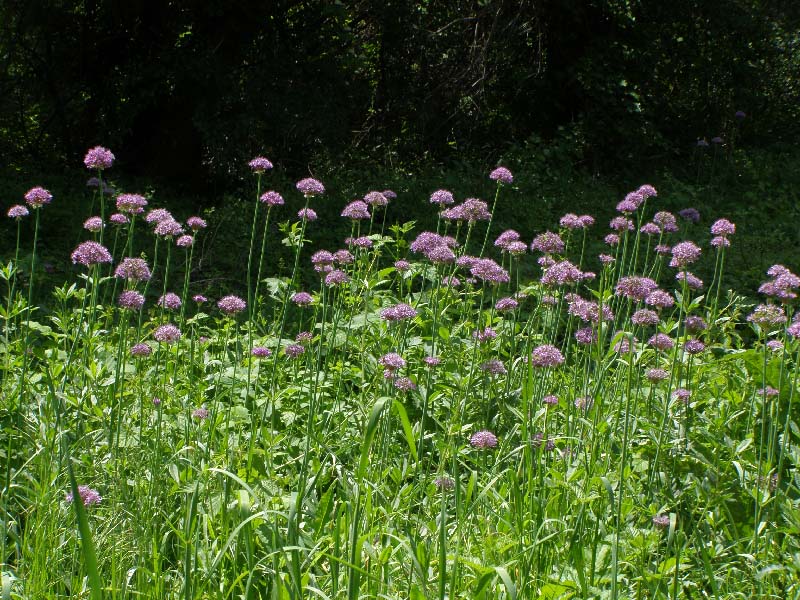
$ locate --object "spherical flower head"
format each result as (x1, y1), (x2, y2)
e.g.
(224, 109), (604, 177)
(186, 216), (207, 231)
(364, 191), (388, 207)
(325, 269), (350, 286)
(615, 276), (658, 302)
(394, 376), (417, 391)
(114, 257), (151, 282)
(489, 166), (513, 184)
(427, 245), (456, 264)
(296, 178), (325, 197)
(616, 199), (638, 213)
(759, 386), (780, 398)
(154, 218), (184, 238)
(341, 200), (370, 220)
(574, 396), (594, 411)
(599, 253), (615, 265)
(747, 304), (786, 327)
(710, 236), (730, 249)
(541, 260), (586, 287)
(442, 275), (461, 287)
(176, 235), (194, 248)
(575, 327), (596, 345)
(638, 184), (657, 199)
(459, 198), (492, 223)
(710, 218), (735, 236)
(788, 321), (800, 338)
(193, 294), (207, 303)
(394, 260), (411, 272)
(84, 146), (115, 170)
(672, 388), (691, 402)
(281, 343), (304, 359)
(470, 258), (510, 284)
(480, 359), (507, 375)
(291, 291), (314, 306)
(379, 352), (406, 371)
(766, 340), (783, 352)
(260, 191), (284, 206)
(610, 216), (634, 232)
(333, 249), (354, 265)
(631, 309), (660, 327)
(130, 343), (152, 357)
(567, 297), (614, 323)
(158, 292), (182, 310)
(542, 394), (559, 406)
(653, 514), (671, 529)
(249, 156), (273, 173)
(24, 186), (53, 209)
(684, 339), (705, 354)
(684, 315), (708, 333)
(531, 231), (565, 254)
(470, 430), (498, 449)
(678, 208), (700, 223)
(7, 205), (29, 219)
(473, 327), (497, 342)
(117, 193), (148, 215)
(640, 222), (660, 236)
(530, 344), (565, 368)
(669, 241), (702, 267)
(494, 232), (519, 251)
(352, 236), (373, 249)
(424, 356), (441, 367)
(655, 244), (671, 255)
(577, 215), (595, 227)
(71, 241), (112, 267)
(218, 295), (246, 315)
(67, 485), (102, 507)
(645, 290), (675, 309)
(505, 240), (527, 255)
(145, 208), (172, 224)
(252, 346), (272, 358)
(648, 333), (674, 351)
(381, 303), (418, 321)
(118, 290), (145, 311)
(676, 271), (703, 290)
(430, 189), (454, 205)
(152, 397), (162, 407)
(646, 368), (669, 382)
(434, 476), (455, 491)
(109, 213), (129, 225)
(298, 208), (317, 221)
(604, 233), (620, 246)
(559, 213), (581, 229)
(410, 231), (447, 255)
(495, 297), (518, 312)
(192, 407), (210, 420)
(613, 334), (637, 354)
(296, 331), (313, 344)
(456, 255), (478, 269)
(154, 324), (181, 343)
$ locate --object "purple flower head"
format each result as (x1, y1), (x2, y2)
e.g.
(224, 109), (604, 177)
(67, 485), (102, 507)
(567, 297), (614, 323)
(767, 340), (783, 352)
(291, 292), (314, 306)
(430, 189), (454, 205)
(441, 204), (465, 221)
(653, 514), (671, 529)
(604, 233), (620, 246)
(24, 187), (53, 209)
(442, 275), (460, 287)
(84, 146), (114, 170)
(82, 216), (104, 232)
(71, 241), (112, 267)
(574, 396), (594, 411)
(470, 430), (498, 449)
(654, 212), (679, 233)
(788, 321), (800, 338)
(747, 304), (786, 327)
(697, 139), (710, 148)
(341, 200), (370, 220)
(710, 218), (735, 236)
(298, 208), (317, 221)
(394, 259), (411, 272)
(559, 213), (582, 229)
(669, 241), (702, 267)
(424, 356), (441, 367)
(575, 327), (596, 345)
(655, 244), (671, 255)
(599, 253), (615, 265)
(672, 388), (691, 402)
(252, 346), (272, 358)
(193, 294), (207, 303)
(154, 324), (181, 343)
(218, 295), (246, 315)
(759, 386), (780, 398)
(7, 205), (29, 219)
(609, 217), (634, 232)
(495, 297), (518, 312)
(541, 260), (586, 287)
(351, 236), (373, 249)
(640, 222), (661, 236)
(676, 271), (703, 290)
(118, 290), (145, 311)
(381, 303), (418, 321)
(296, 331), (313, 343)
(710, 236), (730, 248)
(616, 199), (639, 213)
(427, 245), (456, 264)
(470, 258), (510, 284)
(494, 229), (520, 249)
(186, 216), (207, 231)
(638, 184), (657, 199)
(325, 269), (350, 286)
(145, 208), (172, 224)
(645, 290), (675, 309)
(613, 334), (637, 354)
(489, 166), (513, 184)
(117, 194), (148, 215)
(130, 343), (152, 357)
(542, 394), (559, 406)
(646, 368), (669, 382)
(480, 359), (507, 375)
(109, 213), (129, 225)
(456, 255), (478, 269)
(154, 219), (184, 238)
(648, 333), (674, 351)
(296, 178), (325, 197)
(531, 231), (565, 254)
(311, 250), (335, 271)
(379, 352), (406, 372)
(735, 110), (746, 119)
(578, 215), (595, 227)
(684, 339), (706, 354)
(459, 198), (492, 223)
(382, 189), (397, 199)
(505, 240), (527, 255)
(530, 344), (565, 368)
(473, 327), (497, 343)
(152, 397), (162, 407)
(684, 316), (708, 333)
(260, 191), (284, 206)
(249, 156), (273, 173)
(394, 377), (417, 391)
(158, 292), (182, 310)
(176, 235), (194, 248)
(192, 407), (209, 420)
(631, 309), (660, 327)
(615, 276), (658, 302)
(333, 249), (354, 264)
(679, 208), (701, 223)
(285, 344), (305, 358)
(364, 191), (388, 207)
(624, 190), (645, 209)
(434, 476), (455, 491)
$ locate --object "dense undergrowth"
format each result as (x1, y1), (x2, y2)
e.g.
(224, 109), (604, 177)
(1, 146), (799, 599)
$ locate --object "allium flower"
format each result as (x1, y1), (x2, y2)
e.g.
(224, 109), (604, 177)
(735, 110), (746, 119)
(604, 233), (621, 247)
(333, 249), (354, 264)
(351, 236), (373, 249)
(669, 241), (702, 267)
(480, 359), (507, 375)
(653, 212), (678, 233)
(118, 290), (145, 310)
(615, 276), (658, 302)
(578, 215), (595, 227)
(684, 339), (705, 354)
(130, 343), (152, 357)
(154, 218), (184, 238)
(567, 297), (614, 323)
(341, 200), (370, 220)
(158, 293), (182, 310)
(84, 146), (115, 170)
(364, 191), (388, 207)
(153, 397), (162, 406)
(676, 271), (703, 290)
(252, 346), (272, 358)
(530, 344), (565, 368)
(672, 388), (691, 402)
(115, 259), (152, 282)
(291, 292), (314, 306)
(473, 327), (497, 342)
(8, 205), (29, 219)
(382, 189), (397, 199)
(192, 407), (209, 420)
(609, 217), (634, 232)
(381, 303), (418, 321)
(109, 213), (129, 225)
(145, 208), (172, 224)
(613, 335), (637, 354)
(218, 295), (247, 315)
(638, 184), (657, 199)
(24, 187), (53, 209)
(296, 331), (313, 343)
(256, 191), (284, 207)
(631, 309), (660, 327)
(81, 216), (103, 232)
(616, 199), (639, 213)
(648, 333), (674, 351)
(747, 304), (786, 327)
(489, 166), (513, 184)
(470, 258), (510, 284)
(424, 356), (441, 367)
(505, 240), (527, 255)
(788, 322), (800, 338)
(599, 254), (615, 265)
(67, 485), (102, 507)
(759, 386), (780, 398)
(394, 377), (417, 391)
(560, 213), (582, 229)
(655, 244), (671, 255)
(653, 514), (670, 529)
(296, 178), (325, 197)
(640, 223), (661, 236)
(176, 235), (193, 248)
(684, 316), (708, 332)
(249, 156), (273, 173)
(766, 340), (783, 352)
(325, 269), (350, 286)
(430, 189), (454, 205)
(379, 352), (406, 372)
(495, 297), (518, 311)
(71, 241), (112, 267)
(710, 218), (735, 236)
(646, 368), (669, 382)
(186, 216), (207, 230)
(470, 430), (498, 449)
(193, 294), (207, 303)
(117, 194), (148, 214)
(575, 327), (596, 345)
(298, 208), (317, 221)
(285, 344), (305, 358)
(679, 208), (701, 223)
(434, 476), (455, 491)
(542, 394), (559, 405)
(394, 259), (411, 272)
(427, 245), (456, 264)
(541, 260), (585, 287)
(574, 396), (594, 411)
(459, 198), (492, 222)
(645, 290), (675, 309)
(531, 231), (565, 254)
(154, 324), (181, 343)
(710, 236), (730, 248)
